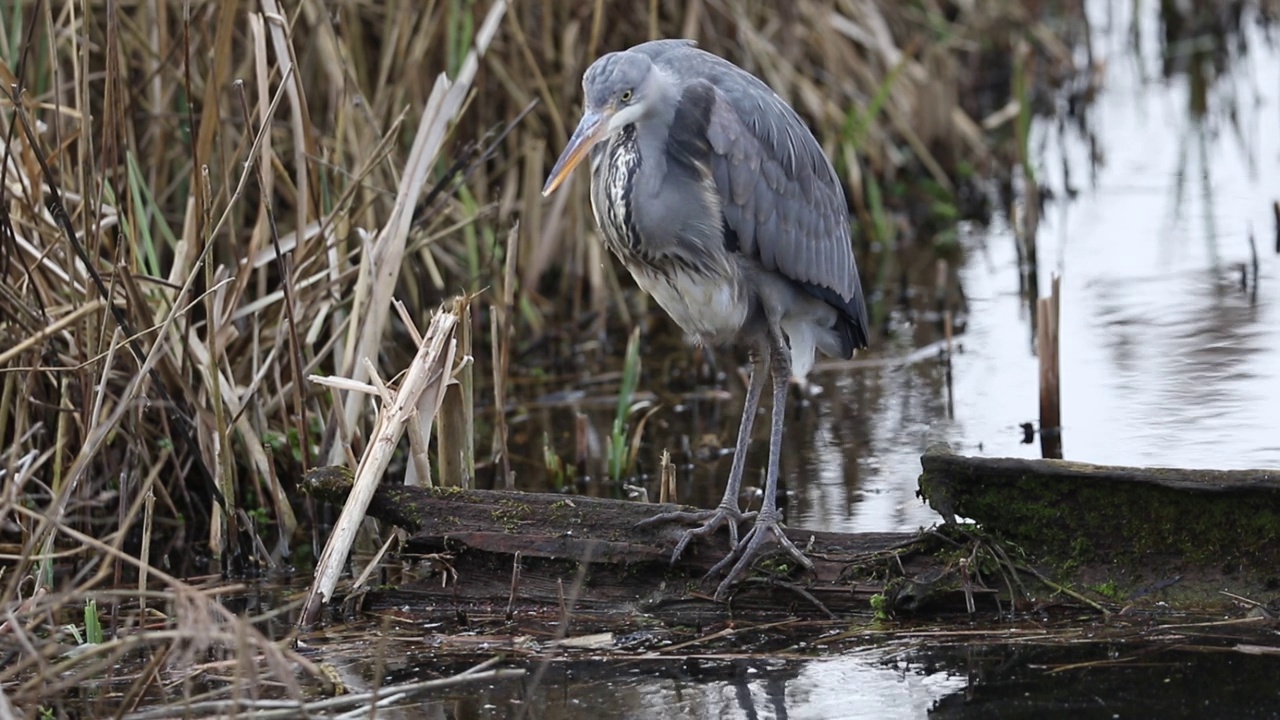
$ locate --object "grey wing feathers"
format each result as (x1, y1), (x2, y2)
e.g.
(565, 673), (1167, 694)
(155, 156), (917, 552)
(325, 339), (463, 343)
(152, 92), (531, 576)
(634, 40), (869, 353)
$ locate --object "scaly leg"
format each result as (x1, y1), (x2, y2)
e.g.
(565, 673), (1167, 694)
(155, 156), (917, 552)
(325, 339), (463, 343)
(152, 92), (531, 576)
(708, 332), (814, 601)
(637, 345), (769, 562)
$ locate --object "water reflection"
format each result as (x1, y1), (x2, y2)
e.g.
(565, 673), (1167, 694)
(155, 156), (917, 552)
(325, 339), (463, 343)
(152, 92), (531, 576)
(549, 654), (971, 720)
(351, 651), (968, 719)
(322, 638), (1280, 719)
(1030, 0), (1280, 469)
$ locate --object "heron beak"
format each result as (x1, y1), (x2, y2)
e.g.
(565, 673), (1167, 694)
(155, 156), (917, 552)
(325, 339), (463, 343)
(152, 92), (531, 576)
(543, 111), (608, 196)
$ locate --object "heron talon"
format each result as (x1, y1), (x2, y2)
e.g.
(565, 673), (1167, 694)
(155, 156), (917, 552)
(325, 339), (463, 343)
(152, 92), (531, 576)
(636, 505), (755, 564)
(709, 513), (814, 602)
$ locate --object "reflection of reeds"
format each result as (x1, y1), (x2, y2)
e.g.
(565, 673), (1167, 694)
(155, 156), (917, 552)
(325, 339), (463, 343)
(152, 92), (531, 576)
(1037, 275), (1062, 459)
(1012, 37), (1042, 346)
(1274, 201), (1280, 254)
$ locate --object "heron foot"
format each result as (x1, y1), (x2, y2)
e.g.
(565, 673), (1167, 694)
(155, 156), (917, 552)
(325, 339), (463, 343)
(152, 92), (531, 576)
(707, 511), (814, 602)
(636, 503), (757, 564)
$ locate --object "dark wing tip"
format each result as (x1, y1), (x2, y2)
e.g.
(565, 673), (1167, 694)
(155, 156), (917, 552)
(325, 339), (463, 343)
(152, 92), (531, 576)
(797, 281), (870, 357)
(841, 290), (871, 353)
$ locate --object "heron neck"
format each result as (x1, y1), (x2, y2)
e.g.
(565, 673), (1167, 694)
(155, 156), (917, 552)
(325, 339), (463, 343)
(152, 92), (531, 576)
(632, 71), (679, 198)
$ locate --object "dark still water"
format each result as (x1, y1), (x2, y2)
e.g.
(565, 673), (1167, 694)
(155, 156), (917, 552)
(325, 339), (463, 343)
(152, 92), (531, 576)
(312, 627), (1280, 719)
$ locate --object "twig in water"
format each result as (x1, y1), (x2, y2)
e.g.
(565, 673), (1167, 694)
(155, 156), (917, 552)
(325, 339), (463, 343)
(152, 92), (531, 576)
(506, 551), (523, 621)
(1218, 590), (1272, 614)
(1015, 561), (1110, 616)
(557, 578), (568, 626)
(638, 618), (803, 658)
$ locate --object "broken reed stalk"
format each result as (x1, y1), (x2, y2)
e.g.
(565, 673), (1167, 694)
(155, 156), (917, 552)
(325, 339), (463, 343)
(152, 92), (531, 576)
(490, 308), (511, 488)
(939, 258), (956, 418)
(437, 295), (475, 488)
(491, 223), (520, 490)
(1247, 229), (1259, 304)
(399, 299), (440, 489)
(658, 449), (676, 505)
(301, 304), (461, 626)
(1037, 274), (1062, 459)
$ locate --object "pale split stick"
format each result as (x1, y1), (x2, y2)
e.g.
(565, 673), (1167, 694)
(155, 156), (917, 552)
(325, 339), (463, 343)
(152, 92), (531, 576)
(300, 307), (459, 624)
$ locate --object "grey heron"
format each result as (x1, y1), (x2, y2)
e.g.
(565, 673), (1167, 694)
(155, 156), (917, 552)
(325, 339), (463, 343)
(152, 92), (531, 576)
(542, 39), (869, 600)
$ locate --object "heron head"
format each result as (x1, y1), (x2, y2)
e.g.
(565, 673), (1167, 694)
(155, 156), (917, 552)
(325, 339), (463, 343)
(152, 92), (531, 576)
(543, 51), (661, 196)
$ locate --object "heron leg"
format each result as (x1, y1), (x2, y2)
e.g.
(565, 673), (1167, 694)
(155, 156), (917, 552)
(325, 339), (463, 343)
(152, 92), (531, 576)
(708, 332), (814, 601)
(636, 345), (769, 562)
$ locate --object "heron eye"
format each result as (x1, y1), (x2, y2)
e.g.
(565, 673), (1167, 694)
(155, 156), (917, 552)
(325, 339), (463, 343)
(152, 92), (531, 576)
(620, 90), (633, 103)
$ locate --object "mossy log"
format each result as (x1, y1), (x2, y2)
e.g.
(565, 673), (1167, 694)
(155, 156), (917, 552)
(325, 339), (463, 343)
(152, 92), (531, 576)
(917, 445), (1280, 605)
(303, 445), (1280, 624)
(302, 467), (978, 623)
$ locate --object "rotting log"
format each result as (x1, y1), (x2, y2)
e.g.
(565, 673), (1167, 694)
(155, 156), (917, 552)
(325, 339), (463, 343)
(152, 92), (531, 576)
(918, 445), (1280, 605)
(302, 444), (1280, 625)
(302, 467), (981, 623)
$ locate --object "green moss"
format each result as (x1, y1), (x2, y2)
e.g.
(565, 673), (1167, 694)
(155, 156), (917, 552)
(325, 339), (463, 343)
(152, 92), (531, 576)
(491, 499), (532, 532)
(301, 465), (356, 498)
(430, 486), (477, 500)
(547, 499), (581, 526)
(757, 556), (796, 575)
(1090, 579), (1123, 601)
(918, 470), (1280, 571)
(869, 592), (890, 621)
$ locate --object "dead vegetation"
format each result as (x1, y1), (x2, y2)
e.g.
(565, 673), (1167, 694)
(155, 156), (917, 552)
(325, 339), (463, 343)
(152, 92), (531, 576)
(0, 0), (1094, 714)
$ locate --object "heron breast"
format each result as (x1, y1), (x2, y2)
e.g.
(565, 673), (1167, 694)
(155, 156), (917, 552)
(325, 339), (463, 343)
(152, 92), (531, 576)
(630, 265), (748, 345)
(591, 127), (747, 344)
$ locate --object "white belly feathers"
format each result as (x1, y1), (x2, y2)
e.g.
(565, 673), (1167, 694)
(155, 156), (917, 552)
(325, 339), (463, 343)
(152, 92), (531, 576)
(629, 264), (748, 345)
